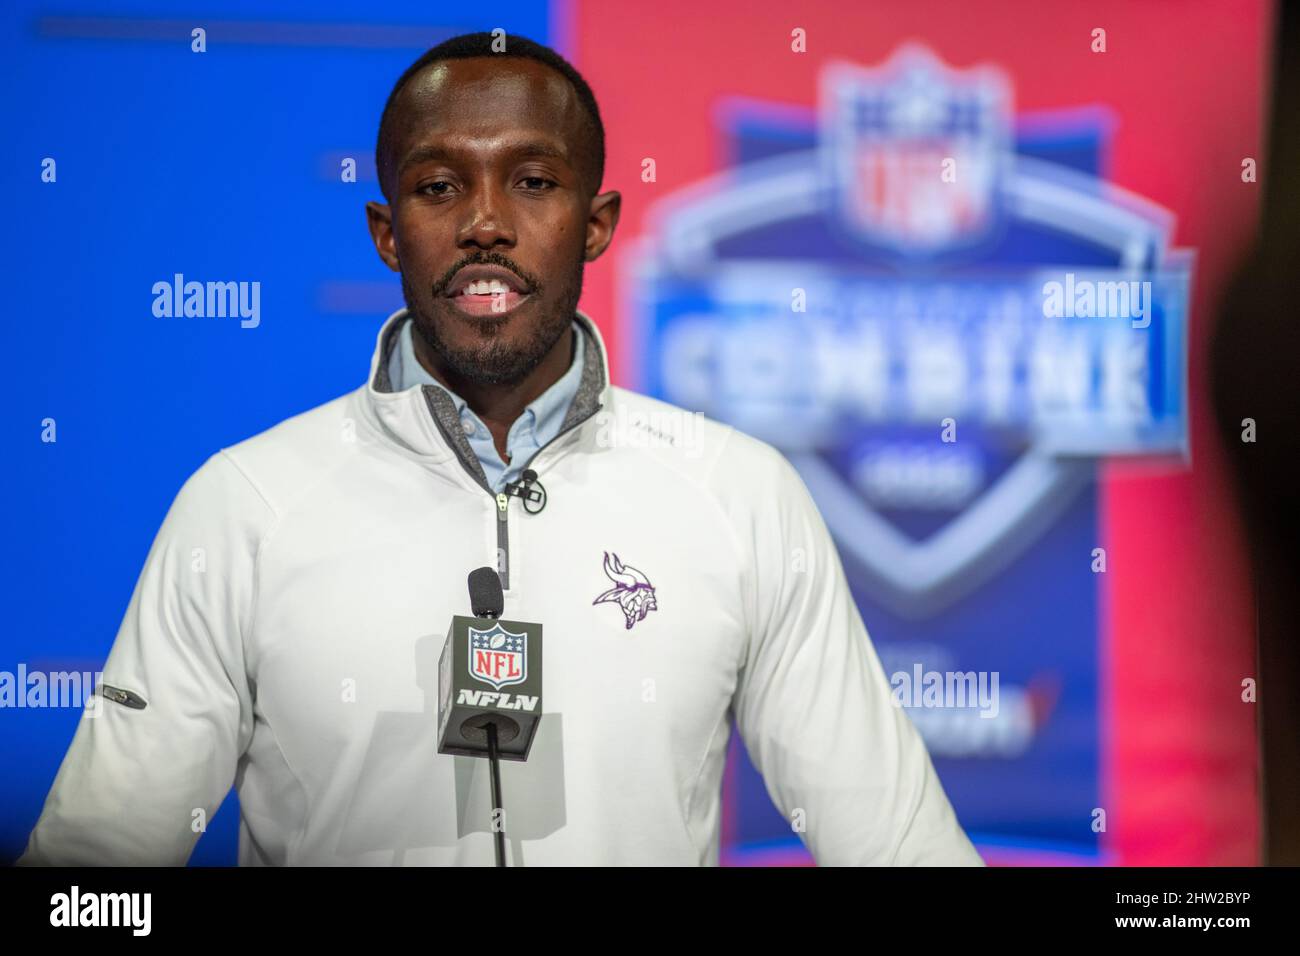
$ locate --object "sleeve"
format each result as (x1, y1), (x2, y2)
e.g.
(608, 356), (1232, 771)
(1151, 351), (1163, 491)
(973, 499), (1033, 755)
(17, 451), (273, 866)
(728, 442), (984, 866)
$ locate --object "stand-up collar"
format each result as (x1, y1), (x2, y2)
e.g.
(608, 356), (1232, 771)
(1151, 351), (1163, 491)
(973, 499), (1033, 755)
(360, 307), (611, 486)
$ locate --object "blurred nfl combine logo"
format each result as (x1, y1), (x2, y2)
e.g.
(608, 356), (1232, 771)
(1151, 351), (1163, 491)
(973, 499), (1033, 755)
(624, 43), (1189, 617)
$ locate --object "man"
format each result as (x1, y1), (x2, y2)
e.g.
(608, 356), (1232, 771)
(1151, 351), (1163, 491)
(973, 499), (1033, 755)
(20, 32), (982, 866)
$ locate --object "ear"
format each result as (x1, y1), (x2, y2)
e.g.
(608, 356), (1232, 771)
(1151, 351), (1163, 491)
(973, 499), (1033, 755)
(584, 189), (622, 263)
(365, 201), (400, 272)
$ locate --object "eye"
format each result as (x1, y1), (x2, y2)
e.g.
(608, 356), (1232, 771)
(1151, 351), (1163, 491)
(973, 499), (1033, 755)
(519, 177), (556, 191)
(418, 181), (454, 196)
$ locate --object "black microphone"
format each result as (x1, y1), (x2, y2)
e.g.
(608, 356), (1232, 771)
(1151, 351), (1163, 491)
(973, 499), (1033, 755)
(468, 566), (504, 618)
(437, 568), (544, 761)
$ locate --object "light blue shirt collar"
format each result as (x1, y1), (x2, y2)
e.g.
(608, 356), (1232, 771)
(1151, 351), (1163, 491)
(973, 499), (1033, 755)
(389, 317), (585, 493)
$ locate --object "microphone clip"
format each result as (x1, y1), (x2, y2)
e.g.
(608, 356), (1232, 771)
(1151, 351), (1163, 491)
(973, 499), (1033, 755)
(504, 469), (547, 515)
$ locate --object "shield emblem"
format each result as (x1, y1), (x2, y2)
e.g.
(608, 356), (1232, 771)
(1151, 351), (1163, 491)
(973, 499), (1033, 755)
(625, 43), (1190, 619)
(468, 623), (527, 690)
(823, 44), (1011, 255)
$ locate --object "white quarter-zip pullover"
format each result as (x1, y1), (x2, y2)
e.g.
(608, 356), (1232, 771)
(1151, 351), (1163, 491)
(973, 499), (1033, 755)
(19, 308), (983, 867)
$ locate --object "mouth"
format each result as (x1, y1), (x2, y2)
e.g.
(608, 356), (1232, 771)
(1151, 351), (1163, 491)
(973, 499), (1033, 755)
(444, 266), (532, 317)
(445, 286), (532, 318)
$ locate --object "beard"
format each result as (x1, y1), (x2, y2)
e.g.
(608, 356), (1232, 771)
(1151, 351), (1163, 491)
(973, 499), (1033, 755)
(402, 255), (584, 387)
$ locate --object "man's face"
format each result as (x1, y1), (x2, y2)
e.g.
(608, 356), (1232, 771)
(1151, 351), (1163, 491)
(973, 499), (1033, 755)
(367, 57), (619, 387)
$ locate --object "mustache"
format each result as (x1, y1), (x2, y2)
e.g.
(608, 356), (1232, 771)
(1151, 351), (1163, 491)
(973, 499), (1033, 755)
(434, 254), (537, 296)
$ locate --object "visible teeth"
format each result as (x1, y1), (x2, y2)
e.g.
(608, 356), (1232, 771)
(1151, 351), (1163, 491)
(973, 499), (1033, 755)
(462, 279), (512, 296)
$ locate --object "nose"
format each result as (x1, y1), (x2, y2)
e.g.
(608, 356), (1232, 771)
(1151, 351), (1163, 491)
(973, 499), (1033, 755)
(456, 179), (517, 251)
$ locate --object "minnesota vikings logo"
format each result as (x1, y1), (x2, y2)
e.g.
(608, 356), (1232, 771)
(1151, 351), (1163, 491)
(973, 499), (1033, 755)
(593, 552), (658, 630)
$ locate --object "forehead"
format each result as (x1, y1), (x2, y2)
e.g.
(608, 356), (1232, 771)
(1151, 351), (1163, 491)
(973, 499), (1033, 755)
(389, 57), (584, 162)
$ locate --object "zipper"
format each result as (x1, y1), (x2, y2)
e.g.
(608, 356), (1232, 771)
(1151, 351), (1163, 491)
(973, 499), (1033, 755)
(495, 491), (510, 588)
(495, 408), (603, 590)
(424, 387), (604, 593)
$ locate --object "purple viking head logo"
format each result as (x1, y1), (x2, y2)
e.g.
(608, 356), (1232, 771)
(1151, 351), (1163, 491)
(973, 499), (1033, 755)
(593, 551), (658, 630)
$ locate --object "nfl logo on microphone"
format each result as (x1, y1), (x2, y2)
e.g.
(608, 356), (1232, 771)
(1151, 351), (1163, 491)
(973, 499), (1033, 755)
(469, 623), (528, 690)
(439, 615), (544, 760)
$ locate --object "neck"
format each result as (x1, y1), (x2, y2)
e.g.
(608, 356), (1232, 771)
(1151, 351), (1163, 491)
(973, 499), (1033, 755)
(412, 322), (576, 463)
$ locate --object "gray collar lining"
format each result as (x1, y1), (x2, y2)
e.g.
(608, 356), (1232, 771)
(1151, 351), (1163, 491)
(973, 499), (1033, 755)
(372, 312), (607, 490)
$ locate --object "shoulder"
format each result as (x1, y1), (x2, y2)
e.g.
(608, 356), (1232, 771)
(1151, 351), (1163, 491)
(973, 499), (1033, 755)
(600, 385), (788, 469)
(203, 388), (364, 522)
(599, 385), (804, 506)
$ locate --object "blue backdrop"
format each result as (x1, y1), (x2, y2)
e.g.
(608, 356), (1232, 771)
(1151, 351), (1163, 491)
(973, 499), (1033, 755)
(2, 0), (562, 866)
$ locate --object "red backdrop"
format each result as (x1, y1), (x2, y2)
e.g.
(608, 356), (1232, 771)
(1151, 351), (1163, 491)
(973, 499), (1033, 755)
(565, 0), (1270, 865)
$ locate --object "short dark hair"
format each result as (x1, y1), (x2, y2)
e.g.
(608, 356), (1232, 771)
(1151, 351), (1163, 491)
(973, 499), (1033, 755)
(374, 32), (605, 200)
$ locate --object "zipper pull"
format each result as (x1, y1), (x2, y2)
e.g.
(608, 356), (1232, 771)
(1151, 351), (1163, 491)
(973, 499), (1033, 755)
(98, 683), (148, 710)
(496, 492), (509, 519)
